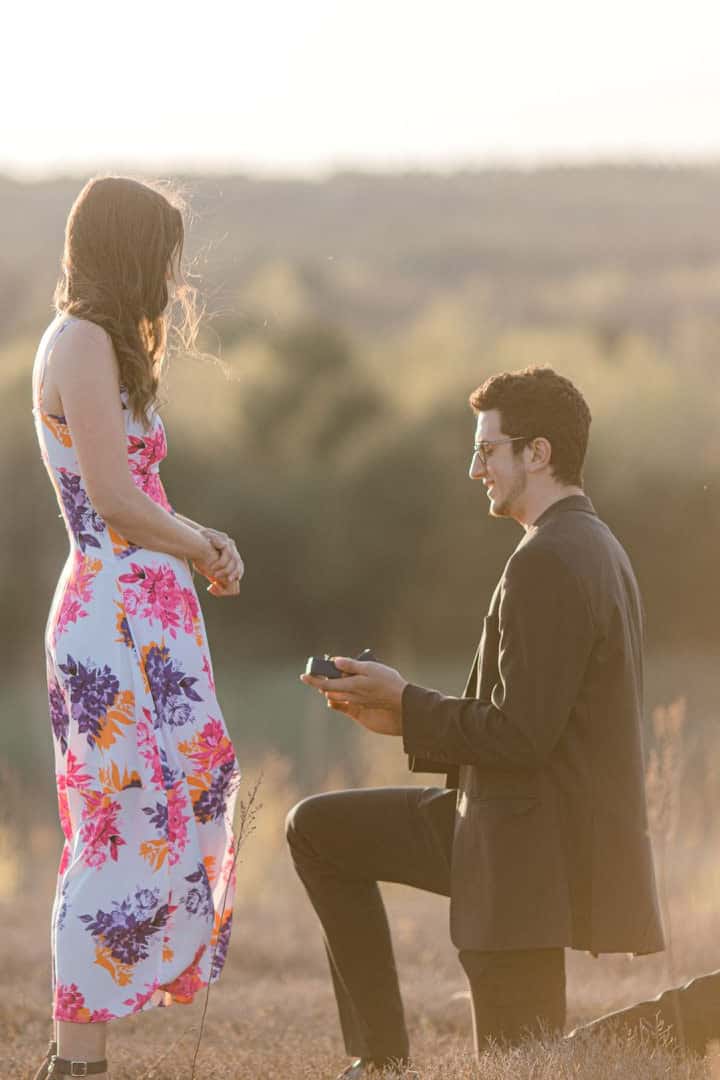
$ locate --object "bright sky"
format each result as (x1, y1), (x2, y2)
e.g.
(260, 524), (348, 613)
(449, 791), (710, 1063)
(4, 0), (720, 177)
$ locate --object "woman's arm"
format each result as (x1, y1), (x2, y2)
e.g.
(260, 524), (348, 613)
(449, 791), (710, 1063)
(175, 512), (203, 531)
(50, 319), (222, 570)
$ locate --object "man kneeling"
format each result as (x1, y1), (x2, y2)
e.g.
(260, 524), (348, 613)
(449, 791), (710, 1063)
(287, 368), (665, 1078)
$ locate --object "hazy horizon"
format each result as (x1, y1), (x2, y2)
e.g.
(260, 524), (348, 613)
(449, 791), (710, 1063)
(5, 152), (720, 185)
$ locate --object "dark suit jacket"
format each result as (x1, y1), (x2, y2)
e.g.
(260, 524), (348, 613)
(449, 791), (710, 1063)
(401, 494), (665, 956)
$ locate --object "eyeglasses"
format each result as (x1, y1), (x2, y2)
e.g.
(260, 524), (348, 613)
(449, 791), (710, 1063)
(471, 437), (529, 468)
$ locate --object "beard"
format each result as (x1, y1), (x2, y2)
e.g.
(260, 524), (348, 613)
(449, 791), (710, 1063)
(489, 466), (528, 518)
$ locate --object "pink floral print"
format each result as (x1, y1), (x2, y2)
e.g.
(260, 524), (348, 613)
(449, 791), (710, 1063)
(33, 315), (240, 1023)
(128, 430), (172, 510)
(118, 563), (201, 639)
(54, 550), (102, 643)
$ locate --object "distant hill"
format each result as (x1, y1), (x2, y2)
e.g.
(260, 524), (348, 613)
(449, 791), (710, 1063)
(4, 165), (720, 345)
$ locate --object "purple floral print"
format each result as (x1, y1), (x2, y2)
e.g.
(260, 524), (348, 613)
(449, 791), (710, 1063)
(142, 801), (168, 833)
(57, 468), (106, 552)
(210, 912), (233, 980)
(142, 643), (203, 727)
(184, 862), (214, 921)
(49, 678), (70, 755)
(79, 887), (173, 966)
(56, 882), (69, 932)
(192, 761), (239, 824)
(159, 748), (179, 789)
(58, 655), (120, 748)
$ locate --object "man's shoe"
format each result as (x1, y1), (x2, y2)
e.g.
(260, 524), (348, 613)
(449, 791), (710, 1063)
(336, 1062), (373, 1079)
(336, 1057), (413, 1078)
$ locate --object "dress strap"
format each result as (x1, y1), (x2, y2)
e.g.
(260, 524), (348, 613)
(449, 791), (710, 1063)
(33, 315), (77, 414)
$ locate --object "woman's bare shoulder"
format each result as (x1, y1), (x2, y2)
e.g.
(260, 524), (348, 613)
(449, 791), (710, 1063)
(43, 317), (121, 416)
(50, 317), (117, 378)
(51, 316), (113, 356)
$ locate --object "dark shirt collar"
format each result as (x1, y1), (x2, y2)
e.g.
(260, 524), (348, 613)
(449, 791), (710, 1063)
(532, 493), (597, 528)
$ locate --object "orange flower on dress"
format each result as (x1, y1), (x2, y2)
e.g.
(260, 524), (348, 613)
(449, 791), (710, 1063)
(42, 412), (73, 448)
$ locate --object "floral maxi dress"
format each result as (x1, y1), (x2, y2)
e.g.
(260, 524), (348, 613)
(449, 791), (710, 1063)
(32, 316), (241, 1023)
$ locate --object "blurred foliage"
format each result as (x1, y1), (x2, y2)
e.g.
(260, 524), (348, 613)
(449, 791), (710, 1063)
(1, 170), (719, 1076)
(1, 166), (719, 716)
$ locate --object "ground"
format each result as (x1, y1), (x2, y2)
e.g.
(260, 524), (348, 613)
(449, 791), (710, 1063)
(5, 732), (720, 1079)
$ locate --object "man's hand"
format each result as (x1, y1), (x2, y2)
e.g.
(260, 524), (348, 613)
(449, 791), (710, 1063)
(300, 657), (407, 736)
(325, 698), (402, 736)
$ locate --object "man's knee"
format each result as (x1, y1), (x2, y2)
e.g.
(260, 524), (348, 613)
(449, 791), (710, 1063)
(285, 792), (331, 854)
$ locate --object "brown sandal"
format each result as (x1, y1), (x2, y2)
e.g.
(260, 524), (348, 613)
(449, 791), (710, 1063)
(47, 1054), (108, 1076)
(31, 1040), (57, 1080)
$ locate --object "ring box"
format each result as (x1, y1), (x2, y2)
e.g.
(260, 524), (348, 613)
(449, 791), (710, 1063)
(304, 648), (378, 679)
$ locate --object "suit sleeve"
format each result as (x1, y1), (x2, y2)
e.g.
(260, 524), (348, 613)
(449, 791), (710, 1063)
(401, 544), (596, 770)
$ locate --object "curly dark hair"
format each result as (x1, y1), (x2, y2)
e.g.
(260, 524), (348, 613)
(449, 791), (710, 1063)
(469, 367), (592, 486)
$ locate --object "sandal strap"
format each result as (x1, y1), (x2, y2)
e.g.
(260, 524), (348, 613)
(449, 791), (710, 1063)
(31, 1041), (58, 1080)
(48, 1056), (107, 1076)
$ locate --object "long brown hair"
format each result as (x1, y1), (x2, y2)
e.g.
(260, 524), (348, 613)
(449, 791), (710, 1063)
(54, 175), (202, 426)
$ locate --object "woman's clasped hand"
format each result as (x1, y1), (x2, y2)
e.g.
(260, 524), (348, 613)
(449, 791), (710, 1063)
(193, 526), (245, 596)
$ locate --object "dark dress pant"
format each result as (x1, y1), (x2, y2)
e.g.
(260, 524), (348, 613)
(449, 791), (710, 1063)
(576, 972), (720, 1054)
(285, 786), (566, 1062)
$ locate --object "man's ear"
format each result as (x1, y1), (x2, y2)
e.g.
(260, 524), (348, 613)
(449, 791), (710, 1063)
(527, 437), (553, 471)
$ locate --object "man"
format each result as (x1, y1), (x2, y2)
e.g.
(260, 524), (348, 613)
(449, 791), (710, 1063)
(287, 367), (665, 1079)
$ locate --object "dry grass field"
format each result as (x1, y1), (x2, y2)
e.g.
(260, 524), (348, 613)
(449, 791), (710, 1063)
(4, 694), (720, 1080)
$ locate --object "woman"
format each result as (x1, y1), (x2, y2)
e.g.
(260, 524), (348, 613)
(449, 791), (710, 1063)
(30, 176), (244, 1079)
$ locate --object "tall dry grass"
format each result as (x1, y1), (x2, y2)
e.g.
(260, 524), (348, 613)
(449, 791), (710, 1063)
(3, 694), (720, 1078)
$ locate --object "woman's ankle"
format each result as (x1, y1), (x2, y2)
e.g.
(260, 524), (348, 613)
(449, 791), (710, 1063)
(56, 1017), (107, 1065)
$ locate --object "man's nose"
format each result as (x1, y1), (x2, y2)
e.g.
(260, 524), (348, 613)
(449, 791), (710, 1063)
(469, 451), (487, 481)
